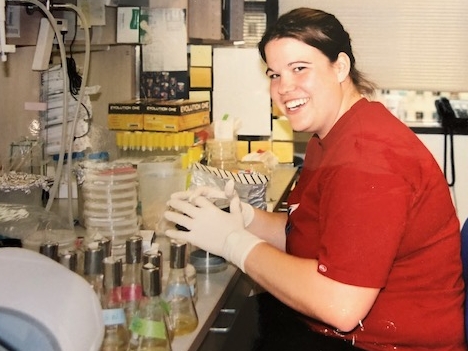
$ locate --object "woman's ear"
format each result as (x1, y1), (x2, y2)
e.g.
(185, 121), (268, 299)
(336, 52), (351, 83)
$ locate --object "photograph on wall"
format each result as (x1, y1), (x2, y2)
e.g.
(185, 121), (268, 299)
(140, 71), (189, 100)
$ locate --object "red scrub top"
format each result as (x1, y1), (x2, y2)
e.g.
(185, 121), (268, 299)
(286, 98), (466, 351)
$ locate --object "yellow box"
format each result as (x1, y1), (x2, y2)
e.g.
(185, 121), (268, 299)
(190, 67), (212, 88)
(236, 140), (249, 160)
(250, 140), (271, 153)
(144, 110), (210, 132)
(108, 114), (144, 130)
(190, 45), (212, 67)
(272, 141), (294, 163)
(272, 118), (293, 141)
(271, 103), (283, 118)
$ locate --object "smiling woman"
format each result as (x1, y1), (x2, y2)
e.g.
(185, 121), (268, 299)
(164, 7), (466, 351)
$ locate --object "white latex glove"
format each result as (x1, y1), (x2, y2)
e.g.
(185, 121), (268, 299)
(164, 191), (264, 272)
(169, 180), (255, 227)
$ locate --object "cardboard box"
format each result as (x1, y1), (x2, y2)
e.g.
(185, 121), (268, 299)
(108, 99), (145, 114)
(117, 7), (141, 44)
(108, 114), (144, 130)
(108, 99), (210, 115)
(188, 0), (222, 40)
(144, 110), (210, 132)
(144, 99), (210, 116)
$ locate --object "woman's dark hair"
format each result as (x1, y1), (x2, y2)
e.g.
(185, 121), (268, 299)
(258, 8), (375, 97)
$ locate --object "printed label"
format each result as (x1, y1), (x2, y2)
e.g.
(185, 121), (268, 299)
(165, 285), (191, 300)
(122, 284), (142, 302)
(129, 317), (167, 339)
(102, 308), (126, 326)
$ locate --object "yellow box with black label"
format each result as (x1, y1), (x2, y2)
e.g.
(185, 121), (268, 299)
(108, 114), (144, 130)
(108, 99), (210, 131)
(144, 110), (210, 132)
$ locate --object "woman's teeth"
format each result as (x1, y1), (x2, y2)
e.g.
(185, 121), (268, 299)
(285, 98), (309, 110)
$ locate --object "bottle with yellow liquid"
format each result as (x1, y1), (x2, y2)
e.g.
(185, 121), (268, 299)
(127, 263), (172, 351)
(163, 241), (198, 336)
(101, 257), (129, 351)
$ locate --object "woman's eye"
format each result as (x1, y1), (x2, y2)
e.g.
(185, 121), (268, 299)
(293, 66), (306, 72)
(268, 73), (279, 80)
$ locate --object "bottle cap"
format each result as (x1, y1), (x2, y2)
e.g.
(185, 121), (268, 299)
(170, 240), (187, 269)
(143, 249), (163, 270)
(99, 238), (112, 258)
(59, 251), (78, 272)
(39, 241), (59, 262)
(103, 257), (123, 289)
(141, 263), (161, 297)
(84, 246), (104, 275)
(126, 235), (143, 264)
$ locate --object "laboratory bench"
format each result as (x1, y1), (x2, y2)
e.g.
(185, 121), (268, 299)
(50, 165), (299, 351)
(51, 165), (364, 350)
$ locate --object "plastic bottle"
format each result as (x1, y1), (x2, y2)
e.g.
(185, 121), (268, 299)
(101, 257), (129, 351)
(122, 236), (143, 326)
(127, 263), (172, 351)
(163, 241), (198, 337)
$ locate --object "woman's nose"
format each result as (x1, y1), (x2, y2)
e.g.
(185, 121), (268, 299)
(278, 77), (295, 95)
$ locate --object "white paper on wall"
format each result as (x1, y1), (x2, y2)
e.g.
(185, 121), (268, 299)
(213, 47), (271, 136)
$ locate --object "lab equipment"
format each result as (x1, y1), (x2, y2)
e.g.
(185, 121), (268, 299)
(0, 247), (104, 351)
(127, 263), (173, 351)
(122, 235), (143, 326)
(164, 241), (198, 336)
(101, 256), (129, 351)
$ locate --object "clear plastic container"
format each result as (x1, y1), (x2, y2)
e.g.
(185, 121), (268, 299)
(205, 139), (238, 171)
(137, 156), (188, 231)
(80, 163), (139, 260)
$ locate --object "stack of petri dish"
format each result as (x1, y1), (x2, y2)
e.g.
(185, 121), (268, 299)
(81, 163), (139, 260)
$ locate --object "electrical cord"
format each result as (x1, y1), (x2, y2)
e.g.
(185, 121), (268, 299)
(443, 126), (456, 187)
(67, 56), (81, 95)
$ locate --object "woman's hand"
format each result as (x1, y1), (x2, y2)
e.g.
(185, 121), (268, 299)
(164, 190), (264, 272)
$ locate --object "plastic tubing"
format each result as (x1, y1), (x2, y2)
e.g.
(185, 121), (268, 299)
(0, 0), (8, 62)
(8, 0), (70, 220)
(51, 3), (90, 227)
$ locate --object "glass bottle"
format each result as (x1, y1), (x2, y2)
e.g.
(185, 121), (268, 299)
(101, 257), (129, 351)
(59, 250), (78, 273)
(122, 235), (143, 326)
(84, 245), (104, 299)
(39, 241), (59, 262)
(127, 263), (172, 351)
(163, 241), (198, 337)
(100, 237), (113, 258)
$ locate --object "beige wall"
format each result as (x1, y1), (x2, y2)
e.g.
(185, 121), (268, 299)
(0, 44), (136, 169)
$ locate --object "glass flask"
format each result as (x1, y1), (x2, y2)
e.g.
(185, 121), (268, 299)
(127, 263), (172, 351)
(163, 241), (198, 337)
(84, 245), (104, 299)
(122, 235), (143, 326)
(101, 257), (129, 351)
